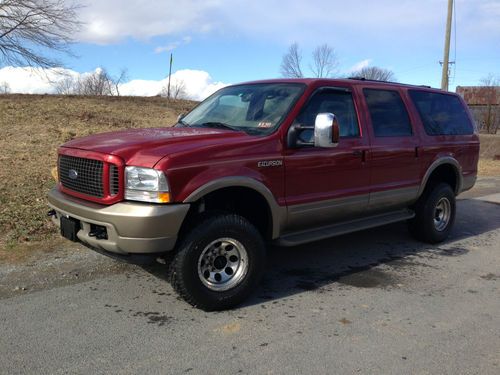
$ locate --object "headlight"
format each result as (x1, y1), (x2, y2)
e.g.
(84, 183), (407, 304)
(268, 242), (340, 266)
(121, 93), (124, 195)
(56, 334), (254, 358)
(125, 166), (170, 203)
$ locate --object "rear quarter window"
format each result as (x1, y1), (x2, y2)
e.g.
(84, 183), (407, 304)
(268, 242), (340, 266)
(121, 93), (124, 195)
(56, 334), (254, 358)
(408, 90), (474, 135)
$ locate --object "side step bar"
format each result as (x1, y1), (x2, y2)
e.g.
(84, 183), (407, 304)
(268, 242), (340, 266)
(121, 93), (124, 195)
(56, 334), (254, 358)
(275, 209), (415, 247)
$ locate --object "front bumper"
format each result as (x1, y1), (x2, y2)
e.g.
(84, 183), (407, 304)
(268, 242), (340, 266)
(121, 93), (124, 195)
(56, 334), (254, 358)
(48, 188), (190, 255)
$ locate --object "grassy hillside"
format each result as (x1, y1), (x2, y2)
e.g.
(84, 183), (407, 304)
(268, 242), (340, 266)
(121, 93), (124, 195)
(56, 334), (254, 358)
(0, 94), (498, 252)
(0, 94), (195, 250)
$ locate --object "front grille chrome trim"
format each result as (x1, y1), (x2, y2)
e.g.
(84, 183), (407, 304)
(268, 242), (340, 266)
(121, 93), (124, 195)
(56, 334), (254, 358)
(58, 155), (122, 201)
(109, 165), (119, 196)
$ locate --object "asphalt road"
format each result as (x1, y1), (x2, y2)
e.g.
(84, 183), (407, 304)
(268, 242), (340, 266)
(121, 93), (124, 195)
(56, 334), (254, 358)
(1, 178), (499, 374)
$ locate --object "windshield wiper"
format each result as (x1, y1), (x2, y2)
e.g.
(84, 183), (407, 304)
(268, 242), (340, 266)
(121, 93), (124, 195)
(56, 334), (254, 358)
(196, 122), (239, 131)
(175, 118), (188, 127)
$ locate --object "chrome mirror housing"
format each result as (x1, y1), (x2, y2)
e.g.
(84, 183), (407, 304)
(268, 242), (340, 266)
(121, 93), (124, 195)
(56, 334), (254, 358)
(314, 113), (340, 148)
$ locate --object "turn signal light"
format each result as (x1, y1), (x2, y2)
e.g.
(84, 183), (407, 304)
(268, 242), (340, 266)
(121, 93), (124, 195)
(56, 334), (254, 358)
(158, 192), (171, 203)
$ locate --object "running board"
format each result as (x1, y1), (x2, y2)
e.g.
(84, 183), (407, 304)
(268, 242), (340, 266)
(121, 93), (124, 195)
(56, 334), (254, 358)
(275, 209), (415, 247)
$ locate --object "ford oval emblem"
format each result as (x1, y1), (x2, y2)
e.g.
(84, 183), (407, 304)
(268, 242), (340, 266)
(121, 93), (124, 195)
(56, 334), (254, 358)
(68, 169), (78, 180)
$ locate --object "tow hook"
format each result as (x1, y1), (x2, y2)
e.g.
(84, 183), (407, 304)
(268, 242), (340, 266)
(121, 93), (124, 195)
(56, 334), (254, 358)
(47, 209), (56, 217)
(89, 226), (108, 240)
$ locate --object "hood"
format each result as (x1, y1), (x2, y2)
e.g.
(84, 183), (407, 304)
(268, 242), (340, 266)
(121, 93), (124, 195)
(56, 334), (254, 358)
(62, 127), (250, 167)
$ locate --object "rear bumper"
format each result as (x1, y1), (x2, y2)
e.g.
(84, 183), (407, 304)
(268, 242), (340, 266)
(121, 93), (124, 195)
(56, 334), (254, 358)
(48, 188), (189, 255)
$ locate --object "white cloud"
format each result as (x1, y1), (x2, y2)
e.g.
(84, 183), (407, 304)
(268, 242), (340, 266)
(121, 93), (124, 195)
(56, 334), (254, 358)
(154, 44), (179, 54)
(73, 0), (500, 50)
(77, 0), (222, 44)
(155, 36), (192, 54)
(348, 59), (372, 74)
(0, 66), (227, 100)
(0, 66), (78, 94)
(120, 69), (226, 100)
(74, 1), (500, 45)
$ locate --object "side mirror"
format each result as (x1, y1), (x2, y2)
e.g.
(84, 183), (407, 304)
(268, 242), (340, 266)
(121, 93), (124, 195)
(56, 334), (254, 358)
(314, 113), (339, 148)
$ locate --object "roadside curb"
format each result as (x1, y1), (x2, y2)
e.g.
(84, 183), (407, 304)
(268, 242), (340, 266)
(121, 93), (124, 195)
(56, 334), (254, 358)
(474, 193), (500, 205)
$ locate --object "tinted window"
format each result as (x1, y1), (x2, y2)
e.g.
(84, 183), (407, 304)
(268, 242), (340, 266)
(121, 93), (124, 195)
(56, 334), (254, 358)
(363, 89), (412, 137)
(409, 90), (474, 135)
(294, 89), (360, 143)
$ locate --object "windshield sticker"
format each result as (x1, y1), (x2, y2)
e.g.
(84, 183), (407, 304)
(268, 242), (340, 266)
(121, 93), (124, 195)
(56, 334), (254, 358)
(258, 122), (273, 128)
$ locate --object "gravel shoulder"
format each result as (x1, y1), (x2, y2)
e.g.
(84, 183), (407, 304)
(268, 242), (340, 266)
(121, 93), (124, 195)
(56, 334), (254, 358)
(0, 243), (135, 299)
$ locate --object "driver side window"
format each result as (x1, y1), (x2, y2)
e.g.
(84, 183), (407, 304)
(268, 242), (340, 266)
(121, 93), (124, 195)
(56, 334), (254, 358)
(294, 89), (360, 143)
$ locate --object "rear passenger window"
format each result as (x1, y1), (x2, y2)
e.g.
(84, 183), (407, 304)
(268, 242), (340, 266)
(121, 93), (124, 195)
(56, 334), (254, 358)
(363, 89), (412, 137)
(408, 90), (474, 135)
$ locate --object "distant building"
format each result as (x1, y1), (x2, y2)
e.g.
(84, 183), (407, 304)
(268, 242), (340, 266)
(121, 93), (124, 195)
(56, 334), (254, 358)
(456, 86), (499, 133)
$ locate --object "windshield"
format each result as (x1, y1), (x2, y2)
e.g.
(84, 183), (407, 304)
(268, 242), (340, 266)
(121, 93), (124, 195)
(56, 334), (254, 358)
(180, 83), (305, 135)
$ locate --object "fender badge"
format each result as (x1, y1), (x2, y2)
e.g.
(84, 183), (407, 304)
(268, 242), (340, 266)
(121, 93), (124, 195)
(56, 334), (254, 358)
(257, 160), (283, 168)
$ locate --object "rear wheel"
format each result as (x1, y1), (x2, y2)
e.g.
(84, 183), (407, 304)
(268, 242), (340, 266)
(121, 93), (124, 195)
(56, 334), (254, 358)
(408, 183), (456, 243)
(169, 214), (266, 311)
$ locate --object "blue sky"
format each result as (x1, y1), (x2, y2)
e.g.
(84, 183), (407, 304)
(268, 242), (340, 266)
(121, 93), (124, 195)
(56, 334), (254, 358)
(1, 0), (499, 98)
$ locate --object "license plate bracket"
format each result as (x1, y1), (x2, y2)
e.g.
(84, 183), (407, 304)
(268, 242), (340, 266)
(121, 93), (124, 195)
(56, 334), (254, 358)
(60, 216), (80, 242)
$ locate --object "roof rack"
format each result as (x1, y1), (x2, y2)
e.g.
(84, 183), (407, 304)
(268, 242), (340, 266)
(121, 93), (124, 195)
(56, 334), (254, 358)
(348, 77), (432, 89)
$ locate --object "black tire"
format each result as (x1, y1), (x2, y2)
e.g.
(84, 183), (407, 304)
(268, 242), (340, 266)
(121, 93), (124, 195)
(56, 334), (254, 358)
(169, 214), (266, 311)
(408, 183), (456, 243)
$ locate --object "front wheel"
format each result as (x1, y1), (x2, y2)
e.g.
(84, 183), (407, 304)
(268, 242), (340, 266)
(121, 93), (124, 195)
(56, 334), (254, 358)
(169, 214), (266, 311)
(408, 183), (456, 243)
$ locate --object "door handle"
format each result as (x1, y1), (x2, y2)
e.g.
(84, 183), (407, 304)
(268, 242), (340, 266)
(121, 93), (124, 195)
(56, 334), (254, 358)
(352, 149), (366, 162)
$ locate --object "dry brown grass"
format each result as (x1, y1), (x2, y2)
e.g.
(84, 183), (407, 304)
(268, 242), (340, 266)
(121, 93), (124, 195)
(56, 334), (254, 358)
(478, 159), (500, 176)
(479, 134), (500, 159)
(0, 94), (195, 250)
(478, 134), (500, 176)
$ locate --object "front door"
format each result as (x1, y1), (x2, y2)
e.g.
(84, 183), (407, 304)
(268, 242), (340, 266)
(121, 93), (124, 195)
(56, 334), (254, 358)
(284, 87), (370, 232)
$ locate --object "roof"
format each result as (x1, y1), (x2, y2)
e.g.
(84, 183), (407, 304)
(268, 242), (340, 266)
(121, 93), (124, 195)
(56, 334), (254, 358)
(238, 78), (442, 92)
(456, 86), (500, 106)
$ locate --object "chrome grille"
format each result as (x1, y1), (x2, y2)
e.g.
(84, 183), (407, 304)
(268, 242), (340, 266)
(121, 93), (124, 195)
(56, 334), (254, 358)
(59, 155), (104, 198)
(109, 165), (119, 196)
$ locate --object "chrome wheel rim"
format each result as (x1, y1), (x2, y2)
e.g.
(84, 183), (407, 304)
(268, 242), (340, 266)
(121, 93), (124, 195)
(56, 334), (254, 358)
(434, 197), (451, 231)
(197, 238), (248, 291)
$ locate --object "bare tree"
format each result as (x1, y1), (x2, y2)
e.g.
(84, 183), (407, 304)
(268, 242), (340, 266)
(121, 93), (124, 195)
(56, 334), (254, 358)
(160, 79), (187, 100)
(53, 68), (130, 96)
(54, 75), (77, 94)
(351, 66), (396, 82)
(0, 0), (82, 68)
(280, 42), (303, 78)
(281, 42), (340, 78)
(74, 68), (114, 96)
(310, 44), (339, 78)
(479, 74), (499, 134)
(0, 80), (10, 94)
(112, 68), (128, 97)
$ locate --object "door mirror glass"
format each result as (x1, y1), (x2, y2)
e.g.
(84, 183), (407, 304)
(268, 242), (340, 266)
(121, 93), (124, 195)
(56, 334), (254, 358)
(314, 113), (339, 148)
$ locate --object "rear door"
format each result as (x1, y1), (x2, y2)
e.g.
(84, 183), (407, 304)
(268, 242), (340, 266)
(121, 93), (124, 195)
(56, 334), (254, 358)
(359, 87), (421, 212)
(284, 87), (370, 231)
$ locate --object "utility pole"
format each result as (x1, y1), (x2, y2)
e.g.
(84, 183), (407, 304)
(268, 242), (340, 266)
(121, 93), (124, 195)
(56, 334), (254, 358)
(167, 53), (173, 99)
(440, 0), (453, 91)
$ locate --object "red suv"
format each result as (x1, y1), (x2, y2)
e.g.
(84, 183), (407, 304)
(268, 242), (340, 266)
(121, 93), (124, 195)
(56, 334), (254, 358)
(48, 78), (479, 310)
